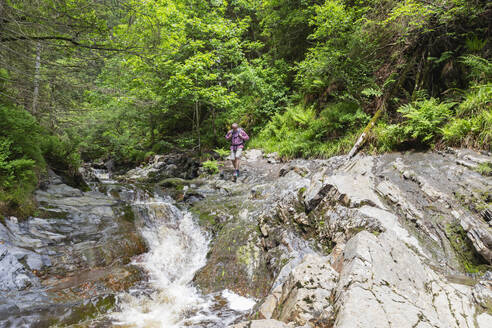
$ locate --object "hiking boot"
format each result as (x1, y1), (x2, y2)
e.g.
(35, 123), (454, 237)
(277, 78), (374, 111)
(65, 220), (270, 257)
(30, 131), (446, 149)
(236, 170), (240, 177)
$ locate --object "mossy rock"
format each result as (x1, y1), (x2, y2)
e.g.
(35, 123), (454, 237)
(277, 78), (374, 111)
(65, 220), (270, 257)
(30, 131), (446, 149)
(194, 220), (273, 298)
(446, 221), (491, 274)
(158, 177), (187, 188)
(32, 208), (70, 219)
(114, 204), (135, 223)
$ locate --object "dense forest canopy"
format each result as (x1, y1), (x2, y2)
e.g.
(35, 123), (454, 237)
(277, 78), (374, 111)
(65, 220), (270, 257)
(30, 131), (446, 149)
(0, 0), (490, 216)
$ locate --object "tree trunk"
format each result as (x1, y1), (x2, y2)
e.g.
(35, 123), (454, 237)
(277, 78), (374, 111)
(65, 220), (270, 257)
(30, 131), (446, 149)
(212, 106), (217, 143)
(32, 42), (41, 115)
(150, 113), (155, 147)
(195, 100), (201, 154)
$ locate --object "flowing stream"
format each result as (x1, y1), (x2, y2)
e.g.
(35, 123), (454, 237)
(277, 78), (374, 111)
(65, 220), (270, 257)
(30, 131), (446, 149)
(94, 173), (255, 327)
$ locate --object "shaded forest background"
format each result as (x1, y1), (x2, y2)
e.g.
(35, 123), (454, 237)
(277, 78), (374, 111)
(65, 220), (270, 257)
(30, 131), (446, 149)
(0, 0), (490, 216)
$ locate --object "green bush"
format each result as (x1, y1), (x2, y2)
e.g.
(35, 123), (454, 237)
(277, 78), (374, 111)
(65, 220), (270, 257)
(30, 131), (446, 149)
(398, 98), (454, 143)
(252, 102), (369, 158)
(442, 108), (491, 150)
(0, 104), (86, 216)
(213, 148), (230, 159)
(457, 83), (492, 117)
(41, 134), (82, 175)
(459, 55), (492, 84)
(202, 160), (221, 174)
(0, 139), (36, 189)
(0, 104), (44, 216)
(372, 123), (405, 152)
(475, 162), (492, 176)
(441, 119), (473, 145)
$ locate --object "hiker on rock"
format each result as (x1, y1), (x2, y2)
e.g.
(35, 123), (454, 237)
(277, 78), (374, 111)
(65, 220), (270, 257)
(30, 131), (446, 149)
(225, 123), (249, 179)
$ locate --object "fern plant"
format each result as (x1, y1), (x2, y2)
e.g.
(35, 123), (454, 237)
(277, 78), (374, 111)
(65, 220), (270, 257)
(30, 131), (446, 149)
(202, 160), (221, 174)
(398, 98), (454, 143)
(213, 148), (230, 158)
(457, 83), (492, 117)
(459, 55), (492, 84)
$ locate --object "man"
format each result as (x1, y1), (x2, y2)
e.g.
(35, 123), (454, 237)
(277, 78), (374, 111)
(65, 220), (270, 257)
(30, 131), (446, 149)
(225, 123), (249, 179)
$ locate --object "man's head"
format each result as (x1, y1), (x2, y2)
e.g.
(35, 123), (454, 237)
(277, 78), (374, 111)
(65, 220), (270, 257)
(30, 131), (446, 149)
(231, 123), (239, 131)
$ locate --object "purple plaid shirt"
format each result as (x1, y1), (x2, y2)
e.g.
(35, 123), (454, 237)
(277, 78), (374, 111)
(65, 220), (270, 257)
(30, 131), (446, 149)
(225, 128), (249, 150)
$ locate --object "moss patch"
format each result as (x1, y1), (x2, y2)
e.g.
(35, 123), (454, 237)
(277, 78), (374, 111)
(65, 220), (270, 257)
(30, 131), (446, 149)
(475, 162), (492, 176)
(32, 208), (69, 219)
(446, 222), (491, 274)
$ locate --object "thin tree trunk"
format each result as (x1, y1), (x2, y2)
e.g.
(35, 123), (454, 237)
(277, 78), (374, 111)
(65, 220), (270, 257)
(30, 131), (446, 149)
(195, 100), (201, 154)
(49, 83), (55, 129)
(347, 99), (385, 158)
(32, 42), (41, 115)
(150, 113), (155, 147)
(212, 107), (216, 142)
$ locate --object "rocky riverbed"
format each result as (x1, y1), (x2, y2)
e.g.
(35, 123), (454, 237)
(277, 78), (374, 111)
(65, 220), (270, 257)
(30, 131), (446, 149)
(1, 149), (491, 327)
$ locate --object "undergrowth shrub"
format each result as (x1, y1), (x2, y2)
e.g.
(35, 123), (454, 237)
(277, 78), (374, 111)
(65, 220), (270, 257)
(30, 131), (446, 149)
(374, 98), (454, 150)
(0, 104), (43, 216)
(41, 134), (82, 175)
(398, 98), (454, 143)
(441, 109), (491, 150)
(202, 160), (220, 174)
(252, 102), (369, 158)
(457, 83), (492, 117)
(0, 104), (84, 216)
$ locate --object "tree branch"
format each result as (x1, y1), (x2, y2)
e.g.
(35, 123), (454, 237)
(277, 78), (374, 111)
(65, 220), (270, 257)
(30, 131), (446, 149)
(0, 35), (132, 52)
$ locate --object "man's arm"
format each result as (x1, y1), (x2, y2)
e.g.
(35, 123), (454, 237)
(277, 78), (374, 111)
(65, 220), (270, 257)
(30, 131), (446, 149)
(239, 129), (249, 141)
(225, 130), (233, 140)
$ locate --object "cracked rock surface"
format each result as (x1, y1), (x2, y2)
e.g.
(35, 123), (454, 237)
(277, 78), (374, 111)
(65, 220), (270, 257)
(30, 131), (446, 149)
(228, 149), (491, 328)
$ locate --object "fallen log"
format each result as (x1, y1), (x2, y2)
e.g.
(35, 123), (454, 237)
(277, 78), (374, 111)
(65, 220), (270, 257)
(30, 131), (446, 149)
(347, 100), (385, 158)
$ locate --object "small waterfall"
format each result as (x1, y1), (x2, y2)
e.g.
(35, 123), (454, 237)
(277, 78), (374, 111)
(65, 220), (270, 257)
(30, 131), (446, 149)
(111, 196), (253, 327)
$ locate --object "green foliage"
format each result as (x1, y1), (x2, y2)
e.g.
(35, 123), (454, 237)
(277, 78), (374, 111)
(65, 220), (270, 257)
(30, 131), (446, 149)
(383, 0), (435, 34)
(457, 83), (492, 117)
(295, 0), (377, 99)
(0, 139), (36, 189)
(459, 55), (492, 84)
(374, 98), (454, 149)
(258, 0), (318, 63)
(475, 162), (492, 177)
(202, 160), (221, 174)
(1, 0), (491, 176)
(398, 98), (454, 143)
(440, 58), (491, 151)
(442, 109), (492, 151)
(372, 122), (404, 152)
(252, 102), (369, 158)
(361, 87), (383, 98)
(41, 135), (82, 174)
(224, 59), (289, 134)
(441, 119), (472, 145)
(465, 36), (487, 52)
(0, 104), (84, 216)
(0, 105), (43, 216)
(213, 148), (230, 159)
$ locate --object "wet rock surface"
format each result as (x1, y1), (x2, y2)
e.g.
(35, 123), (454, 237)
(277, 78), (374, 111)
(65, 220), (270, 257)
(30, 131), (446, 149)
(124, 152), (200, 182)
(0, 170), (148, 326)
(2, 148), (492, 327)
(234, 149), (492, 328)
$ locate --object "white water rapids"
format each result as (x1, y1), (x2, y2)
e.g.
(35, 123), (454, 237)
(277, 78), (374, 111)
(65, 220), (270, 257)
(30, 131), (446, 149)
(110, 197), (255, 327)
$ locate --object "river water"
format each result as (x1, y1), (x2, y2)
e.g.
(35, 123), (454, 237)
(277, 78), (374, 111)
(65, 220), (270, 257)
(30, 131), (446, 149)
(94, 173), (255, 327)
